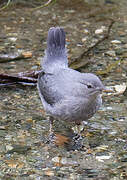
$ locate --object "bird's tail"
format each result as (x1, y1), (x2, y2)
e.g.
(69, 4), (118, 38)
(46, 27), (66, 57)
(42, 27), (68, 71)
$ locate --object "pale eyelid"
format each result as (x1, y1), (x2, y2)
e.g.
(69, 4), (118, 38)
(80, 82), (93, 88)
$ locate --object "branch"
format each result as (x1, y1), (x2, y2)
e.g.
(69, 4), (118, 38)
(0, 0), (11, 11)
(32, 0), (56, 11)
(0, 70), (41, 87)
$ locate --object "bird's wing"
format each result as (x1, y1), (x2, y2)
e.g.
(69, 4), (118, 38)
(38, 70), (64, 105)
(38, 68), (87, 106)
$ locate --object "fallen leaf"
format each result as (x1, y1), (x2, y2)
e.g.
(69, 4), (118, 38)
(44, 169), (54, 176)
(54, 133), (70, 146)
(5, 160), (24, 169)
(22, 51), (32, 58)
(87, 149), (93, 154)
(54, 162), (63, 167)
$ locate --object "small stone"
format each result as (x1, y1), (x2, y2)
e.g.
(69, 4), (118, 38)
(83, 29), (89, 34)
(82, 37), (87, 42)
(114, 83), (126, 94)
(123, 44), (127, 48)
(6, 145), (13, 151)
(5, 135), (13, 140)
(96, 155), (112, 162)
(95, 29), (103, 34)
(106, 107), (113, 110)
(44, 169), (54, 176)
(105, 50), (116, 57)
(61, 157), (67, 165)
(52, 156), (61, 163)
(115, 49), (124, 55)
(111, 40), (121, 44)
(8, 37), (17, 42)
(123, 52), (127, 58)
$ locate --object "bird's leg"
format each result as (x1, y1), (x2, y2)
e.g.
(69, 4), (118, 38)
(71, 124), (84, 150)
(49, 116), (54, 133)
(49, 116), (54, 139)
(76, 125), (82, 137)
(72, 123), (83, 140)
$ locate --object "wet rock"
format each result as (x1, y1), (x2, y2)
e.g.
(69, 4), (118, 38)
(7, 145), (31, 154)
(82, 37), (87, 42)
(95, 29), (103, 34)
(95, 26), (106, 35)
(0, 130), (7, 137)
(96, 154), (112, 162)
(6, 145), (13, 151)
(8, 37), (17, 42)
(116, 49), (127, 56)
(111, 40), (121, 44)
(105, 50), (116, 57)
(83, 29), (89, 34)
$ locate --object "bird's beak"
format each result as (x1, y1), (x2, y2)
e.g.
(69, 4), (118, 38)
(95, 86), (114, 93)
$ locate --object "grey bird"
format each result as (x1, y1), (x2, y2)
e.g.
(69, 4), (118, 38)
(37, 27), (105, 134)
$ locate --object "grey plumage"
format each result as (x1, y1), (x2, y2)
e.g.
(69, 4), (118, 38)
(37, 27), (105, 126)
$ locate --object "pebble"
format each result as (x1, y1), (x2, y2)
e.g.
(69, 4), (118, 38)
(8, 37), (17, 42)
(95, 26), (106, 34)
(52, 156), (61, 163)
(61, 157), (67, 165)
(95, 29), (103, 34)
(123, 44), (127, 48)
(82, 37), (87, 42)
(105, 50), (116, 57)
(96, 155), (112, 162)
(6, 145), (13, 151)
(83, 29), (89, 34)
(111, 40), (121, 44)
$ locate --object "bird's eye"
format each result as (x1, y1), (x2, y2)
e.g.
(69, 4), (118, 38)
(87, 84), (93, 88)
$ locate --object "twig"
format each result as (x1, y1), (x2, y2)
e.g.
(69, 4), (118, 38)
(32, 0), (56, 11)
(0, 0), (11, 11)
(0, 70), (41, 86)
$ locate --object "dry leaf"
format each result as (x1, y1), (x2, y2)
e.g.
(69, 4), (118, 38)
(44, 169), (54, 176)
(5, 160), (24, 169)
(22, 51), (32, 58)
(52, 156), (63, 167)
(54, 162), (63, 167)
(87, 149), (93, 154)
(54, 133), (69, 146)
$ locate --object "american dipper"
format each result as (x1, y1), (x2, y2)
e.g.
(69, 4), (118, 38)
(37, 27), (105, 133)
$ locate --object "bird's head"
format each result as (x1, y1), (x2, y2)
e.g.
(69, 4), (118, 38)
(81, 73), (106, 97)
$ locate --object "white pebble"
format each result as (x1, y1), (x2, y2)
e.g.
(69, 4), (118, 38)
(8, 37), (17, 42)
(95, 29), (103, 34)
(105, 50), (116, 57)
(111, 40), (121, 44)
(96, 155), (112, 162)
(82, 37), (87, 42)
(83, 29), (89, 34)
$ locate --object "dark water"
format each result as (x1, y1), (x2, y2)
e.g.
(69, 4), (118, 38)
(0, 0), (127, 179)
